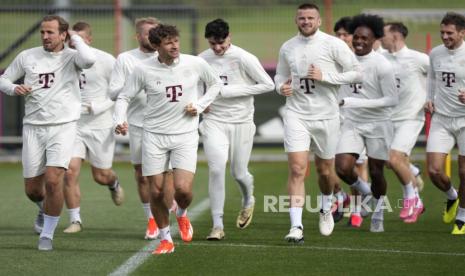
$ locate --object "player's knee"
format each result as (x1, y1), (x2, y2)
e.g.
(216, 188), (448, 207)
(335, 162), (351, 178)
(427, 164), (442, 179)
(289, 163), (306, 179)
(92, 169), (114, 185)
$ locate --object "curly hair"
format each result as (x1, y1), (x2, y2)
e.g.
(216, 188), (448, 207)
(348, 14), (385, 39)
(148, 24), (179, 46)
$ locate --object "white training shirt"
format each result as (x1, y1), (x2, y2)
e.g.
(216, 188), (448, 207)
(114, 54), (222, 134)
(428, 42), (465, 118)
(274, 30), (362, 120)
(0, 35), (96, 125)
(109, 48), (156, 127)
(382, 46), (429, 121)
(341, 50), (398, 122)
(199, 44), (274, 123)
(79, 47), (115, 129)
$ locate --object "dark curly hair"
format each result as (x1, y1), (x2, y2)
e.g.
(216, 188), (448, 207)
(148, 24), (179, 46)
(205, 18), (229, 40)
(348, 14), (385, 39)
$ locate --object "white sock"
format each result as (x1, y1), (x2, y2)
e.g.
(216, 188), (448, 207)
(320, 193), (333, 212)
(159, 226), (173, 242)
(456, 207), (465, 222)
(445, 186), (458, 200)
(409, 163), (420, 176)
(142, 203), (153, 220)
(289, 207), (303, 229)
(352, 196), (361, 215)
(176, 207), (187, 217)
(68, 207), (81, 223)
(212, 214), (224, 230)
(40, 214), (60, 240)
(351, 177), (372, 195)
(371, 197), (385, 221)
(402, 182), (415, 199)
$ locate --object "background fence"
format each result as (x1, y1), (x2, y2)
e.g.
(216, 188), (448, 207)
(0, 0), (464, 148)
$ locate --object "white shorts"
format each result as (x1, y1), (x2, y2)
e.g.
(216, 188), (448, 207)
(391, 120), (424, 155)
(22, 122), (77, 178)
(72, 127), (115, 169)
(427, 114), (465, 155)
(129, 124), (143, 165)
(283, 111), (339, 159)
(337, 119), (393, 161)
(142, 130), (199, 176)
(199, 119), (255, 169)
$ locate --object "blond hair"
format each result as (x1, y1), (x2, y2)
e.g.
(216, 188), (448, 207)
(135, 17), (160, 34)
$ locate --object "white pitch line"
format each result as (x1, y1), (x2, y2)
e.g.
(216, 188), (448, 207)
(190, 242), (465, 257)
(109, 198), (210, 276)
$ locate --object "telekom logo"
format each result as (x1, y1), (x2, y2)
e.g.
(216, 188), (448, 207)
(441, 72), (456, 88)
(220, 75), (228, 85)
(38, 73), (55, 88)
(166, 85), (183, 102)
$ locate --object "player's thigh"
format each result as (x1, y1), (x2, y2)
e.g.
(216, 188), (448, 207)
(171, 131), (199, 174)
(45, 121), (77, 170)
(71, 128), (87, 160)
(22, 124), (47, 178)
(230, 122), (256, 170)
(129, 124), (143, 165)
(391, 120), (423, 155)
(199, 119), (229, 167)
(86, 127), (115, 169)
(142, 130), (170, 177)
(308, 117), (339, 159)
(426, 115), (455, 154)
(336, 120), (365, 156)
(283, 113), (310, 153)
(364, 122), (392, 161)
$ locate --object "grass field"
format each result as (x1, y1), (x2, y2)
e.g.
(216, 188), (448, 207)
(0, 157), (464, 275)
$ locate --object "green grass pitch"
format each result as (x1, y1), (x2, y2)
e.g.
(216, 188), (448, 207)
(0, 159), (463, 275)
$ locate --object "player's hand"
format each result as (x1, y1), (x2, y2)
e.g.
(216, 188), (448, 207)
(280, 79), (293, 97)
(68, 29), (77, 37)
(424, 101), (434, 114)
(203, 105), (211, 114)
(458, 89), (465, 104)
(81, 102), (92, 114)
(14, 84), (32, 96)
(308, 64), (322, 81)
(115, 122), (128, 135)
(185, 103), (198, 116)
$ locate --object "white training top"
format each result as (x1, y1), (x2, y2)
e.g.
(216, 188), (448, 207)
(79, 47), (115, 129)
(199, 44), (274, 123)
(428, 42), (465, 118)
(274, 30), (362, 121)
(0, 35), (96, 125)
(342, 50), (398, 122)
(382, 46), (429, 121)
(114, 54), (222, 134)
(109, 48), (156, 127)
